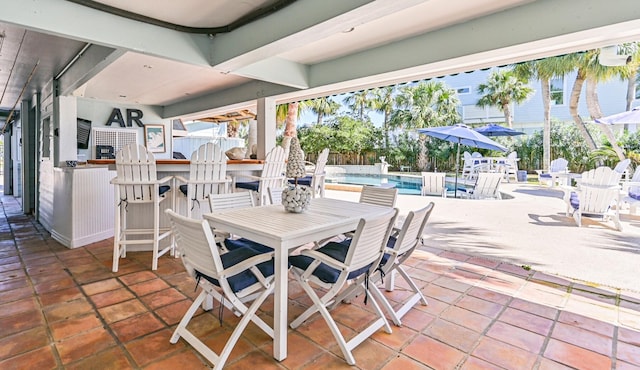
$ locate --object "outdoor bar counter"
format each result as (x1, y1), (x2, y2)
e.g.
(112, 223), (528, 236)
(53, 159), (265, 250)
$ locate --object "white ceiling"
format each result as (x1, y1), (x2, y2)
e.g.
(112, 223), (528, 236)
(0, 0), (639, 121)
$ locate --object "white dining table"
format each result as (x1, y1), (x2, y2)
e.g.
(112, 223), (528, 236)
(203, 197), (392, 361)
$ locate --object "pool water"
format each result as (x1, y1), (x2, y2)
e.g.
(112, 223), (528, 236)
(326, 173), (422, 195)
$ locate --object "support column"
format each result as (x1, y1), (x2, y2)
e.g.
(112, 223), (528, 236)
(256, 97), (276, 159)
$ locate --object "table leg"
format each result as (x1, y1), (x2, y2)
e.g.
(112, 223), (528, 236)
(273, 246), (288, 361)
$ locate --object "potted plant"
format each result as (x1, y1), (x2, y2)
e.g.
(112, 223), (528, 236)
(282, 137), (312, 213)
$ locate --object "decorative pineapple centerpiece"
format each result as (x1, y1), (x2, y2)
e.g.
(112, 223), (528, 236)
(282, 137), (312, 213)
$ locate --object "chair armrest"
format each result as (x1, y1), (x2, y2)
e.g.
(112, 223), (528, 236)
(221, 251), (275, 277)
(299, 248), (348, 271)
(158, 176), (173, 185)
(174, 175), (188, 184)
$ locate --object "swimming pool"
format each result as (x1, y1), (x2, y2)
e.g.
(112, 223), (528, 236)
(326, 173), (422, 195)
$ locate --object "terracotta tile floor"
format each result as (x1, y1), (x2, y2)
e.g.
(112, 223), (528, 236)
(1, 194), (640, 369)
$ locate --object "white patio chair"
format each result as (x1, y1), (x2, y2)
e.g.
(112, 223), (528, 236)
(563, 166), (622, 231)
(293, 147), (329, 198)
(621, 167), (640, 214)
(613, 158), (631, 182)
(234, 146), (287, 205)
(207, 192), (273, 252)
(331, 202), (435, 326)
(505, 151), (519, 182)
(535, 158), (568, 186)
(461, 151), (474, 180)
(166, 209), (275, 370)
(174, 143), (231, 218)
(420, 172), (446, 197)
(111, 143), (173, 272)
(288, 208), (398, 365)
(461, 172), (503, 199)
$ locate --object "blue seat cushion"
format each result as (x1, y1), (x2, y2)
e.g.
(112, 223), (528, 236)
(289, 241), (373, 283)
(289, 175), (312, 186)
(569, 191), (579, 210)
(195, 247), (274, 293)
(159, 185), (171, 196)
(235, 181), (260, 192)
(223, 237), (273, 253)
(539, 173), (552, 179)
(178, 184), (188, 196)
(629, 190), (640, 201)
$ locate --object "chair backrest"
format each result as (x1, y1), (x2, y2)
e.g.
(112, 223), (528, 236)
(580, 166), (620, 187)
(345, 208), (398, 273)
(614, 158), (631, 181)
(386, 203), (435, 268)
(257, 146), (287, 205)
(578, 166), (621, 214)
(187, 143), (228, 199)
(314, 148), (330, 176)
(507, 151), (519, 171)
(115, 143), (158, 203)
(209, 191), (256, 211)
(471, 152), (482, 158)
(166, 209), (223, 280)
(420, 172), (445, 197)
(629, 167), (640, 183)
(550, 158), (568, 173)
(359, 185), (398, 207)
(268, 187), (284, 205)
(471, 172), (503, 199)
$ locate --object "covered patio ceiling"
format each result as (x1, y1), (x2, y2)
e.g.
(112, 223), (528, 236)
(0, 0), (639, 122)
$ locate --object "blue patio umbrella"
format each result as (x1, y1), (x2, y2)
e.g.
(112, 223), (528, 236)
(474, 123), (525, 137)
(417, 124), (508, 197)
(594, 107), (640, 125)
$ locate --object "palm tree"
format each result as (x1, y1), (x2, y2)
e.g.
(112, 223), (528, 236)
(476, 69), (535, 129)
(343, 90), (372, 121)
(369, 86), (396, 150)
(567, 50), (599, 151)
(305, 97), (340, 125)
(513, 55), (577, 171)
(390, 81), (460, 170)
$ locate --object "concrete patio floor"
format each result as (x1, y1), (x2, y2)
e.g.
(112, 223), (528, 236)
(327, 182), (640, 293)
(1, 185), (640, 369)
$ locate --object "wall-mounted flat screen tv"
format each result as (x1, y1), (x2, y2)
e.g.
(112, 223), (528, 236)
(77, 118), (92, 149)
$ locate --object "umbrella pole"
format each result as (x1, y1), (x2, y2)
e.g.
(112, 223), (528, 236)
(454, 140), (460, 198)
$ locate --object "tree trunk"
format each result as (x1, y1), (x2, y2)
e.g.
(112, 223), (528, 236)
(626, 72), (637, 131)
(541, 78), (551, 171)
(417, 136), (428, 170)
(586, 79), (625, 160)
(502, 103), (513, 128)
(569, 71), (597, 150)
(383, 109), (390, 150)
(284, 102), (298, 138)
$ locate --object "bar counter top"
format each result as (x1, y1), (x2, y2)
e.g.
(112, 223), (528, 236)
(87, 159), (265, 165)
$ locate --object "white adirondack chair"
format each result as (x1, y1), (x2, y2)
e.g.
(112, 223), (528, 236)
(461, 172), (503, 199)
(622, 167), (640, 214)
(505, 151), (519, 182)
(563, 166), (622, 231)
(420, 172), (446, 197)
(174, 143), (231, 218)
(234, 146), (287, 205)
(295, 147), (329, 198)
(614, 158), (631, 182)
(536, 158), (569, 186)
(111, 143), (174, 271)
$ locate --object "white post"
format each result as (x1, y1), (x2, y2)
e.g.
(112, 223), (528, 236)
(256, 97), (276, 160)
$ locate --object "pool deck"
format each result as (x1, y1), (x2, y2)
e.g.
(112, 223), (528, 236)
(326, 181), (640, 293)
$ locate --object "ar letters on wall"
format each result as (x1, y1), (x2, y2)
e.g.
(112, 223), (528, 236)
(105, 108), (144, 127)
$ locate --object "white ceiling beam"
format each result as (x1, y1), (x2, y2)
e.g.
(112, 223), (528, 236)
(56, 45), (125, 97)
(211, 0), (429, 72)
(0, 0), (211, 67)
(233, 57), (309, 89)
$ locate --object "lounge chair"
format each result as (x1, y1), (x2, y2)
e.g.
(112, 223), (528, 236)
(460, 172), (503, 199)
(563, 166), (622, 231)
(536, 158), (568, 186)
(420, 172), (446, 197)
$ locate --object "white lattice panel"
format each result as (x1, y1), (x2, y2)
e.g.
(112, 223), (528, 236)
(92, 127), (139, 158)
